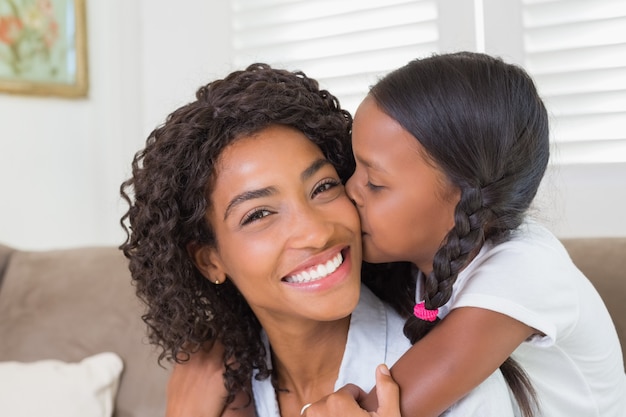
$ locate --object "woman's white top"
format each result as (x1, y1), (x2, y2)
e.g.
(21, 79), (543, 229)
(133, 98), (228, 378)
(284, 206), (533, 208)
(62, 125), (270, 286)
(253, 285), (516, 416)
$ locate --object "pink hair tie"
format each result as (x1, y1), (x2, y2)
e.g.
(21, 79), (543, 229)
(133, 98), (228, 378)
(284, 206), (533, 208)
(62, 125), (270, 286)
(413, 301), (438, 322)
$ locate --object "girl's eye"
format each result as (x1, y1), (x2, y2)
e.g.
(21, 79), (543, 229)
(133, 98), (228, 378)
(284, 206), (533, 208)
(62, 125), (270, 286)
(366, 181), (383, 191)
(312, 178), (341, 198)
(241, 208), (273, 225)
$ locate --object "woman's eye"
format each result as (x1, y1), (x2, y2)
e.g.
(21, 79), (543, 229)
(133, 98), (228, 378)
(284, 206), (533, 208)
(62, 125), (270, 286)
(241, 208), (272, 225)
(312, 179), (341, 198)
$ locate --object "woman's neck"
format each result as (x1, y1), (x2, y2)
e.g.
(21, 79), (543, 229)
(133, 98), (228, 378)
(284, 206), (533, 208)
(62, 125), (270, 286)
(263, 316), (351, 417)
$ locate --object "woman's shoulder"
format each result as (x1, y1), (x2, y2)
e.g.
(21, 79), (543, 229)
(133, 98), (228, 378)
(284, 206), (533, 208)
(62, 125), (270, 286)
(354, 285), (411, 360)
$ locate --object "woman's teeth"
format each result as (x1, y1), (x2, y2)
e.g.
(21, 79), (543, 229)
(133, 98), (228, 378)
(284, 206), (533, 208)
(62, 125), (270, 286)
(285, 252), (344, 284)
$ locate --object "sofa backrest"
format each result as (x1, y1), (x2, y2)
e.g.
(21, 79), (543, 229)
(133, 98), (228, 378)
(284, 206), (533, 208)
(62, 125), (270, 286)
(0, 244), (14, 291)
(0, 246), (169, 417)
(561, 237), (626, 369)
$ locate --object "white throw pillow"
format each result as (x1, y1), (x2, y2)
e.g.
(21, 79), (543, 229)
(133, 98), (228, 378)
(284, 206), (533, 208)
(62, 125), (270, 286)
(0, 352), (123, 417)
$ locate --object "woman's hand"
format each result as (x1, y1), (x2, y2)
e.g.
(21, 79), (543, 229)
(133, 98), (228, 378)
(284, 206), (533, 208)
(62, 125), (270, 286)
(303, 364), (401, 417)
(166, 342), (228, 417)
(166, 341), (255, 417)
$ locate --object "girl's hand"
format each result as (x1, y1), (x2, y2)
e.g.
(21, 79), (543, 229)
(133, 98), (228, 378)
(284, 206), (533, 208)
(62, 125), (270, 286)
(303, 364), (400, 417)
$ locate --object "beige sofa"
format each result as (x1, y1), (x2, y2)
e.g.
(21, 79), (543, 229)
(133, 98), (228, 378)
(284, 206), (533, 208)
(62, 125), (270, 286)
(0, 245), (169, 417)
(0, 238), (624, 417)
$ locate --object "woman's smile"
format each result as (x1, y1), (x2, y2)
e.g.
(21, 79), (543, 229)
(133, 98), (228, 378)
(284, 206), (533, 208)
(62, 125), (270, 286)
(282, 247), (355, 294)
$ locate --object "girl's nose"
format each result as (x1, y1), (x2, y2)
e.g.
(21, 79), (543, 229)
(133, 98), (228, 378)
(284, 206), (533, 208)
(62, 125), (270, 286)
(345, 175), (361, 207)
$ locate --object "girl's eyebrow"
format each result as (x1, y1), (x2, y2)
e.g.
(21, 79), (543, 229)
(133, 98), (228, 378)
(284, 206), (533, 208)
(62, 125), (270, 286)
(223, 158), (331, 220)
(356, 154), (387, 173)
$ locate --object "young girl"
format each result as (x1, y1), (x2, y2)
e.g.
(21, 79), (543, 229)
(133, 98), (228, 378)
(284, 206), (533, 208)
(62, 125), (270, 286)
(308, 51), (625, 417)
(122, 63), (516, 417)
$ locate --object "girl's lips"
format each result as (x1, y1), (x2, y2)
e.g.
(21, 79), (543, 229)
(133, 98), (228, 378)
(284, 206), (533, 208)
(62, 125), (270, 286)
(282, 248), (353, 291)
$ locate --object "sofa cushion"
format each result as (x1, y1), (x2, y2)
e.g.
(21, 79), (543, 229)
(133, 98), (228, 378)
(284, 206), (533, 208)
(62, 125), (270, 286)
(0, 352), (123, 417)
(0, 247), (169, 417)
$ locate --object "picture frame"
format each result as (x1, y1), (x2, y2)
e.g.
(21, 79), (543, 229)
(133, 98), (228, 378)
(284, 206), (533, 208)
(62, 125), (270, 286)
(0, 0), (88, 98)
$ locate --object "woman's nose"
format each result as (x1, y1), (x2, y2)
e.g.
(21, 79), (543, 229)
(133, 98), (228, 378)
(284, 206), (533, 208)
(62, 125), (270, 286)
(289, 207), (335, 249)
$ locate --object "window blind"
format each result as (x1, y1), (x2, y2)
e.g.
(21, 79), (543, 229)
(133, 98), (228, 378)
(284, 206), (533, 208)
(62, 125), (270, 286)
(231, 0), (626, 163)
(232, 0), (439, 113)
(521, 0), (626, 161)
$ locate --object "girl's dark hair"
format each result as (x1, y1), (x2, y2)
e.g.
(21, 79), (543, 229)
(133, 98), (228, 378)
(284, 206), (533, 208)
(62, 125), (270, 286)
(119, 63), (353, 406)
(369, 52), (550, 416)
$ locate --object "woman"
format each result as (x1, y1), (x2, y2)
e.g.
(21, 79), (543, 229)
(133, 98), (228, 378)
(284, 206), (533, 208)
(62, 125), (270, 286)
(120, 63), (515, 417)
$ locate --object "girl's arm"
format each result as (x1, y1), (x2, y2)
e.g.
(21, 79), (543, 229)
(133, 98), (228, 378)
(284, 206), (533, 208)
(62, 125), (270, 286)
(166, 341), (255, 417)
(362, 306), (535, 417)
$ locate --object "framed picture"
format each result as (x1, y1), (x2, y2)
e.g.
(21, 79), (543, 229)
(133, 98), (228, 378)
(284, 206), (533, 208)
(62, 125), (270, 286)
(0, 0), (87, 97)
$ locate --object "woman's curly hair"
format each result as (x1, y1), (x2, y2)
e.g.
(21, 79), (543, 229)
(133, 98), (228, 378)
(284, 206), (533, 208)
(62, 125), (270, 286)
(119, 63), (353, 405)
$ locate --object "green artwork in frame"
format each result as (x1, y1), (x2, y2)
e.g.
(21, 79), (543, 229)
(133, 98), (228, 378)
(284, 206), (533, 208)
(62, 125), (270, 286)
(0, 0), (87, 97)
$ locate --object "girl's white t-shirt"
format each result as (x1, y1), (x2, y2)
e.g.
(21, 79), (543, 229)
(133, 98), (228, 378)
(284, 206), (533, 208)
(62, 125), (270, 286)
(419, 220), (626, 416)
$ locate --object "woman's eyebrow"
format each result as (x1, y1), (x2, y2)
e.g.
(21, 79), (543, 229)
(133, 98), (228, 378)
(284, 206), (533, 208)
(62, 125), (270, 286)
(223, 158), (331, 221)
(301, 158), (330, 181)
(224, 187), (276, 220)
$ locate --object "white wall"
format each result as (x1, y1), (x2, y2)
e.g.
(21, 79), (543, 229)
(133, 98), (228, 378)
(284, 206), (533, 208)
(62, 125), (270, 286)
(535, 162), (626, 238)
(0, 1), (624, 250)
(0, 0), (233, 250)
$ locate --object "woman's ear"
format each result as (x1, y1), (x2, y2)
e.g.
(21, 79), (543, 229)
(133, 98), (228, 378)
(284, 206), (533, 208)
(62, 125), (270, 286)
(187, 242), (226, 284)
